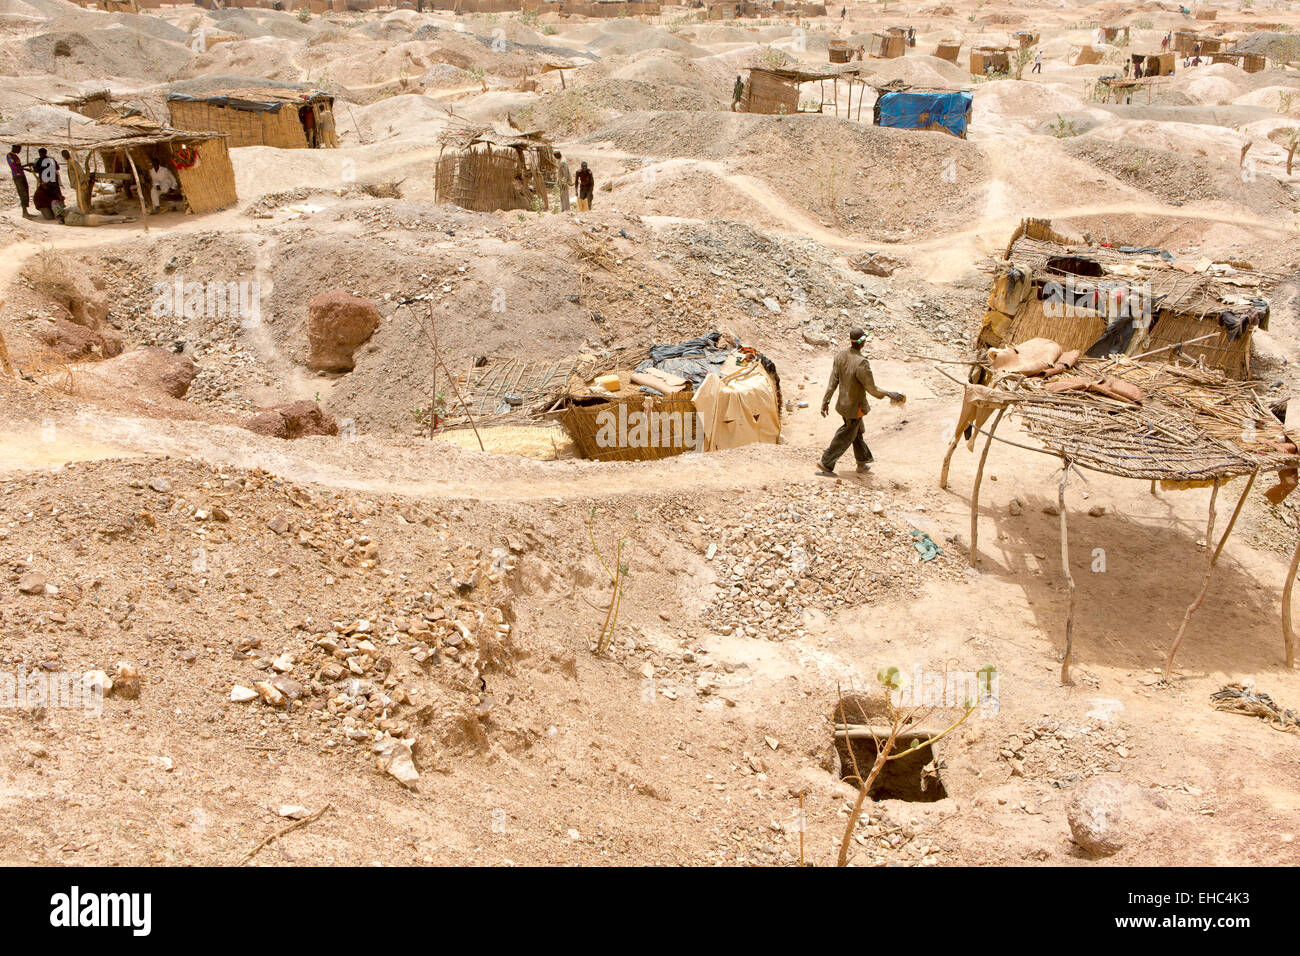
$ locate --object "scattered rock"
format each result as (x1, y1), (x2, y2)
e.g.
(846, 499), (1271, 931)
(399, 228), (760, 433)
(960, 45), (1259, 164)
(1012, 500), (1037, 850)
(230, 685), (258, 703)
(802, 329), (830, 347)
(17, 572), (47, 595)
(1067, 778), (1130, 857)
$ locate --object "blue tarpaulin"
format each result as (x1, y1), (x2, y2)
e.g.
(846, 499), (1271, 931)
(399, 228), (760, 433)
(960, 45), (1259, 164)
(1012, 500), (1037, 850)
(875, 90), (973, 139)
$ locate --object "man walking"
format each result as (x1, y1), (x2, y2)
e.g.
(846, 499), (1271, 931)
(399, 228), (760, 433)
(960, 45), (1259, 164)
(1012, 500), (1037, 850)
(817, 327), (904, 476)
(1032, 50), (1043, 73)
(731, 74), (745, 111)
(7, 145), (29, 217)
(553, 150), (571, 212)
(574, 160), (594, 212)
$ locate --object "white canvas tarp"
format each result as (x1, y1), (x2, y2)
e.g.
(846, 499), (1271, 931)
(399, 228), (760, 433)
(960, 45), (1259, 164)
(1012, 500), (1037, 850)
(692, 361), (781, 452)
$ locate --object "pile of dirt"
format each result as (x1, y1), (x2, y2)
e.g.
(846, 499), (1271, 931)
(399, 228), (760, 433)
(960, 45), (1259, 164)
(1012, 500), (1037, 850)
(1063, 136), (1295, 213)
(863, 53), (970, 88)
(582, 111), (987, 238)
(973, 80), (1103, 134)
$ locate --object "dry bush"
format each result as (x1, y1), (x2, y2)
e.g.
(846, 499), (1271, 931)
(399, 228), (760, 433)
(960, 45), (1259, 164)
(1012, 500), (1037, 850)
(20, 248), (79, 308)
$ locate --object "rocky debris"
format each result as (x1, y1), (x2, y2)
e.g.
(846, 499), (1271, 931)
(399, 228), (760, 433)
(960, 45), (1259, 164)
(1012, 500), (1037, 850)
(34, 316), (123, 361)
(230, 685), (258, 703)
(703, 484), (959, 641)
(802, 329), (830, 347)
(306, 290), (381, 372)
(374, 734), (419, 787)
(75, 347), (198, 399)
(243, 401), (340, 440)
(278, 805), (310, 819)
(999, 718), (1134, 786)
(111, 663), (141, 700)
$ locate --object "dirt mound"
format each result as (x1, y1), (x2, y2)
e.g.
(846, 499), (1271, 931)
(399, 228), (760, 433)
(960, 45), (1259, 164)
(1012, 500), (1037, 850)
(1233, 85), (1300, 116)
(72, 346), (198, 399)
(973, 80), (1099, 134)
(521, 80), (718, 136)
(582, 111), (985, 238)
(1063, 136), (1294, 214)
(1181, 75), (1245, 106)
(7, 22), (194, 81)
(863, 53), (970, 88)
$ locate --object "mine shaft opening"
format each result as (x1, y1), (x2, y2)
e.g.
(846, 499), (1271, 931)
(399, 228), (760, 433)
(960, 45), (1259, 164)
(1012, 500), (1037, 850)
(833, 695), (948, 802)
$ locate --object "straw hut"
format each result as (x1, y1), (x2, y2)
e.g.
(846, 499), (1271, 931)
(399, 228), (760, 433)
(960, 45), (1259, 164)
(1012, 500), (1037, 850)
(1132, 51), (1175, 76)
(1193, 7), (1217, 20)
(559, 332), (781, 462)
(434, 123), (556, 213)
(829, 39), (852, 63)
(969, 46), (1012, 74)
(101, 0), (140, 11)
(167, 89), (337, 149)
(869, 32), (907, 59)
(1211, 50), (1266, 72)
(0, 114), (236, 222)
(976, 219), (1275, 381)
(740, 66), (869, 119)
(1100, 26), (1130, 44)
(1012, 30), (1039, 49)
(933, 41), (961, 64)
(1174, 31), (1222, 55)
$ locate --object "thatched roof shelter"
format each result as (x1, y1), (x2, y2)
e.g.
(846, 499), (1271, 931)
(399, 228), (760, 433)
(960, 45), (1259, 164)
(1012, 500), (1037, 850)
(740, 65), (869, 119)
(0, 113), (237, 223)
(977, 219), (1274, 379)
(1211, 50), (1267, 72)
(938, 354), (1299, 682)
(433, 122), (557, 213)
(166, 88), (337, 149)
(969, 46), (1013, 74)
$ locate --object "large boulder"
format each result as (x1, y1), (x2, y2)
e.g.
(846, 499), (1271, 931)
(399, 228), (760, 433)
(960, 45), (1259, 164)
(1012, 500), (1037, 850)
(243, 401), (339, 440)
(306, 290), (380, 372)
(1066, 778), (1169, 858)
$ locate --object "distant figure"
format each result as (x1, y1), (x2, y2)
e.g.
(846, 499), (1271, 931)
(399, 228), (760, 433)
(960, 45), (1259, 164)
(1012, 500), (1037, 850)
(148, 158), (179, 214)
(60, 149), (85, 209)
(1123, 59), (1131, 77)
(1032, 50), (1042, 73)
(1134, 59), (1144, 78)
(7, 145), (28, 218)
(299, 104), (317, 148)
(315, 106), (338, 148)
(840, 5), (845, 17)
(553, 149), (571, 212)
(1161, 32), (1170, 50)
(907, 26), (915, 47)
(817, 328), (904, 477)
(575, 160), (594, 212)
(31, 147), (62, 219)
(731, 74), (745, 111)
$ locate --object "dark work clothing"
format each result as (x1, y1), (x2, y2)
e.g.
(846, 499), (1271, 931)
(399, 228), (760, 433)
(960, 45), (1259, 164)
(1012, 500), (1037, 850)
(821, 416), (873, 471)
(575, 168), (594, 198)
(11, 174), (28, 210)
(821, 347), (887, 419)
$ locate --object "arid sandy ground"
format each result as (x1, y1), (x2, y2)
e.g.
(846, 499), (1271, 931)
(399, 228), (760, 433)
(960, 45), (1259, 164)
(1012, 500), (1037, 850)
(1, 0), (1299, 866)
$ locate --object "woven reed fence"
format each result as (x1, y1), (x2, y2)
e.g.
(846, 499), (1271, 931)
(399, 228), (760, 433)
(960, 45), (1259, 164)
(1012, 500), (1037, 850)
(870, 34), (906, 58)
(562, 393), (699, 463)
(435, 143), (547, 212)
(970, 49), (1011, 73)
(168, 99), (308, 150)
(743, 70), (799, 115)
(934, 43), (961, 63)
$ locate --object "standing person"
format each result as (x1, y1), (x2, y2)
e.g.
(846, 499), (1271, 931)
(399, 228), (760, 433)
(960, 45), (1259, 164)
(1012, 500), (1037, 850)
(574, 160), (594, 212)
(7, 145), (29, 218)
(817, 327), (904, 477)
(31, 148), (62, 219)
(148, 157), (179, 213)
(840, 5), (845, 17)
(1032, 50), (1042, 73)
(60, 149), (87, 212)
(731, 74), (745, 111)
(553, 150), (571, 212)
(315, 105), (338, 148)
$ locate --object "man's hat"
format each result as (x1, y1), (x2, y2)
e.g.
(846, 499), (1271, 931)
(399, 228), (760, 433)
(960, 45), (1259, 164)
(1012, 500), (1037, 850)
(849, 327), (868, 345)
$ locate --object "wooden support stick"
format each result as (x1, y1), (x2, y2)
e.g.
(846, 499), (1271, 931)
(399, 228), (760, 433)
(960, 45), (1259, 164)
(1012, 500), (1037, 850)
(1283, 535), (1300, 669)
(420, 305), (483, 451)
(1211, 469), (1256, 565)
(239, 803), (332, 865)
(123, 148), (149, 233)
(968, 407), (1003, 567)
(939, 416), (963, 490)
(1058, 459), (1077, 686)
(1163, 479), (1220, 681)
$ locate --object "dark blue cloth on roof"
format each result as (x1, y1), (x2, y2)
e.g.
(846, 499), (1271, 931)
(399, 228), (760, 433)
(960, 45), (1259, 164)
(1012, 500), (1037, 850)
(875, 90), (972, 139)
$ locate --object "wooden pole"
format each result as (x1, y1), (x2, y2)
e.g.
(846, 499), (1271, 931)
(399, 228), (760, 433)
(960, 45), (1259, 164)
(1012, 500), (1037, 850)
(1283, 535), (1300, 669)
(1058, 459), (1077, 686)
(939, 409), (965, 490)
(1211, 469), (1256, 565)
(1163, 479), (1221, 680)
(968, 407), (1004, 567)
(123, 147), (149, 233)
(421, 304), (484, 451)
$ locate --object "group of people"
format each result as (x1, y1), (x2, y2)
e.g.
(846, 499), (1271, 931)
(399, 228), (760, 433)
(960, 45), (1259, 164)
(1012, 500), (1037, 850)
(549, 150), (595, 212)
(8, 143), (181, 223)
